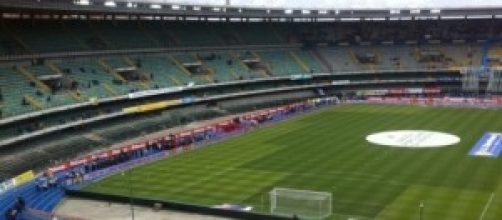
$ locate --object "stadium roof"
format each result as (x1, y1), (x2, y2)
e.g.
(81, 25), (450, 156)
(126, 0), (502, 10)
(1, 0), (502, 21)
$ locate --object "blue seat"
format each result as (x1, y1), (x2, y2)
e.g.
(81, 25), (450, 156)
(0, 181), (65, 220)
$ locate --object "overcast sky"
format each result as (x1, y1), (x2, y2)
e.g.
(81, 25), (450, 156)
(125, 0), (502, 9)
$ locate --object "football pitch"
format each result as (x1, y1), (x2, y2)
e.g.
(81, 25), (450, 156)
(83, 104), (502, 220)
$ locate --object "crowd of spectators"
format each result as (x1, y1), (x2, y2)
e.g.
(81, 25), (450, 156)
(59, 140), (175, 187)
(36, 173), (58, 192)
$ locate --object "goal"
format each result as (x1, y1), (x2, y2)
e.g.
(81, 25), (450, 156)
(270, 187), (332, 219)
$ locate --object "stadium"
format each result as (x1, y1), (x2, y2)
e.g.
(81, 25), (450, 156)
(0, 0), (502, 219)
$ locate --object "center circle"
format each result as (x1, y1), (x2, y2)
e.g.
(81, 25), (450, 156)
(366, 130), (460, 148)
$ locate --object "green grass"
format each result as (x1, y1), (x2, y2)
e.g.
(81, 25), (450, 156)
(84, 104), (502, 220)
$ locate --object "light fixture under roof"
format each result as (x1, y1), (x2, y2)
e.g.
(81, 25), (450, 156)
(390, 9), (400, 14)
(431, 9), (441, 14)
(410, 9), (421, 14)
(104, 1), (116, 7)
(127, 2), (137, 8)
(150, 4), (161, 9)
(73, 0), (90, 6)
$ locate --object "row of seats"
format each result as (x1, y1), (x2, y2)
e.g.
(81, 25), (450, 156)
(0, 21), (289, 55)
(258, 51), (306, 76)
(0, 67), (37, 116)
(319, 45), (482, 72)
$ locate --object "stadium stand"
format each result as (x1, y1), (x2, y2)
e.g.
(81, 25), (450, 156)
(0, 41), (484, 118)
(319, 47), (361, 72)
(292, 49), (326, 73)
(236, 24), (285, 45)
(89, 21), (158, 49)
(62, 21), (106, 51)
(170, 23), (224, 47)
(0, 67), (37, 117)
(56, 59), (122, 98)
(5, 21), (81, 54)
(256, 50), (305, 76)
(195, 52), (241, 82)
(0, 2), (502, 219)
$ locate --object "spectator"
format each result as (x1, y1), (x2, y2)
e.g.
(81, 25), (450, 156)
(37, 175), (48, 191)
(49, 174), (58, 188)
(4, 208), (11, 220)
(14, 197), (25, 214)
(6, 208), (17, 220)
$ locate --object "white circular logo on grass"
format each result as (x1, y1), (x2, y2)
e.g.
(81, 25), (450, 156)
(366, 130), (460, 148)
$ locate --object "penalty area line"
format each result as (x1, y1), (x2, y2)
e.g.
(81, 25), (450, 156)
(479, 192), (495, 220)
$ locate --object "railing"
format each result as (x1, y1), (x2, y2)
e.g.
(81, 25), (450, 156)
(0, 44), (302, 62)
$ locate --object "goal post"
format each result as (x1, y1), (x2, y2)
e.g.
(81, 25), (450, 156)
(270, 187), (332, 219)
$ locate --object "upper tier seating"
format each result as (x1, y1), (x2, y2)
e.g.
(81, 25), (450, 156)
(56, 58), (134, 97)
(293, 50), (325, 73)
(131, 55), (192, 87)
(256, 50), (305, 76)
(22, 65), (77, 108)
(0, 67), (37, 117)
(6, 21), (83, 54)
(0, 19), (500, 55)
(0, 43), (482, 119)
(319, 47), (361, 72)
(196, 52), (251, 82)
(89, 21), (159, 49)
(169, 23), (224, 47)
(235, 24), (285, 45)
(0, 19), (488, 119)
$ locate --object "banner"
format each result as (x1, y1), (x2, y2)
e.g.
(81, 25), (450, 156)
(0, 170), (34, 195)
(13, 170), (35, 186)
(331, 80), (350, 85)
(181, 96), (198, 104)
(0, 179), (15, 195)
(127, 87), (183, 99)
(290, 74), (312, 80)
(83, 152), (166, 183)
(363, 97), (502, 108)
(469, 132), (502, 158)
(122, 100), (181, 113)
(406, 88), (424, 94)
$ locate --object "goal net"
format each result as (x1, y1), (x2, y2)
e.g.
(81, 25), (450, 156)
(270, 187), (332, 219)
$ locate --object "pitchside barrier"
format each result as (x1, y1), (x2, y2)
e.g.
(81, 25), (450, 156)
(65, 190), (292, 220)
(351, 96), (502, 108)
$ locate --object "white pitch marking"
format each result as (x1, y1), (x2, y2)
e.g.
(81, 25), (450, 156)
(479, 192), (495, 220)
